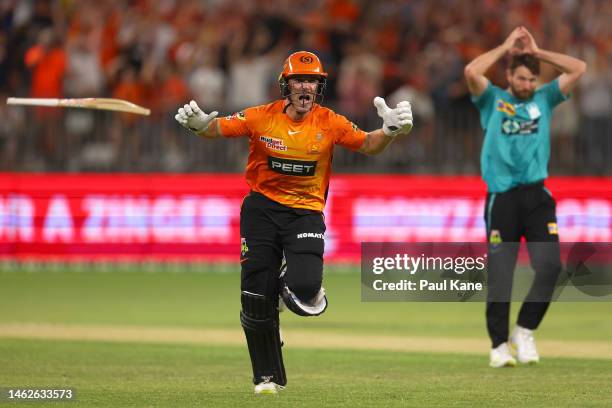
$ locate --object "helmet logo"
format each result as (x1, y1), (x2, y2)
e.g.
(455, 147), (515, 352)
(300, 55), (313, 64)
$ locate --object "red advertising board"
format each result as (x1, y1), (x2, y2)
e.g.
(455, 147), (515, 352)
(1, 174), (610, 262)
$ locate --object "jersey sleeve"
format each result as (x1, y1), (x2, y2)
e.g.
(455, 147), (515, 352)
(538, 78), (569, 110)
(330, 112), (367, 151)
(218, 106), (261, 138)
(471, 82), (496, 129)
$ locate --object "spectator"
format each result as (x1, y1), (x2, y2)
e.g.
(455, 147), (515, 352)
(336, 37), (383, 129)
(189, 53), (226, 112)
(64, 27), (105, 139)
(24, 28), (66, 168)
(0, 0), (609, 174)
(226, 24), (283, 111)
(579, 52), (612, 175)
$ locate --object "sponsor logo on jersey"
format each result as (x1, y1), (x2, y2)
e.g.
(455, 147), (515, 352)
(297, 232), (324, 239)
(489, 229), (502, 252)
(489, 229), (502, 244)
(268, 156), (317, 176)
(547, 222), (558, 235)
(226, 110), (246, 121)
(260, 136), (288, 151)
(241, 237), (249, 256)
(496, 99), (516, 116)
(501, 117), (539, 135)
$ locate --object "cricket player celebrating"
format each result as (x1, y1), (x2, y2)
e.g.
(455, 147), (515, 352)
(464, 27), (586, 367)
(175, 51), (413, 393)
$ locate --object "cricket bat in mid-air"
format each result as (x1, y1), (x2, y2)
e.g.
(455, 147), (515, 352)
(6, 97), (151, 116)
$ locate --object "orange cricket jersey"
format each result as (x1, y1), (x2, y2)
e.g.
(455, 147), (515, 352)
(219, 100), (367, 211)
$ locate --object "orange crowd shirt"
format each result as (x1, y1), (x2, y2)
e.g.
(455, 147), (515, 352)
(219, 100), (367, 211)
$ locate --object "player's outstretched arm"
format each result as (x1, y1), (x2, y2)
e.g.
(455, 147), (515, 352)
(520, 28), (587, 95)
(175, 100), (221, 138)
(464, 26), (524, 96)
(359, 97), (413, 155)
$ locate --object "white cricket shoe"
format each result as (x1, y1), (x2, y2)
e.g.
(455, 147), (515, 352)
(489, 342), (517, 368)
(510, 325), (540, 364)
(254, 381), (282, 394)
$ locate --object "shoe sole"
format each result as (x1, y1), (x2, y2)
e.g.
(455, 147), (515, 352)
(254, 384), (284, 395)
(255, 389), (278, 395)
(489, 359), (517, 368)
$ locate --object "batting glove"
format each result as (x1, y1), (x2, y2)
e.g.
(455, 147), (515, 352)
(175, 100), (218, 134)
(373, 96), (413, 137)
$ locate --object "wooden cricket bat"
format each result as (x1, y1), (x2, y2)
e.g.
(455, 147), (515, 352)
(6, 97), (151, 116)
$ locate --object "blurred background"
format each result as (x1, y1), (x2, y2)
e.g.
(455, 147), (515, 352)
(0, 0), (610, 265)
(0, 0), (610, 174)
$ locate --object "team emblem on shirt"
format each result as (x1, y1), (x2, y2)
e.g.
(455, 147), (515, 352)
(547, 223), (558, 235)
(307, 141), (321, 154)
(525, 103), (541, 119)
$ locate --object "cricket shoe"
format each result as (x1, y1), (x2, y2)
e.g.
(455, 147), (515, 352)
(489, 342), (517, 368)
(510, 325), (540, 364)
(254, 381), (283, 395)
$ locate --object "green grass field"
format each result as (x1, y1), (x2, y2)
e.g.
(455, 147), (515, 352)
(1, 265), (611, 407)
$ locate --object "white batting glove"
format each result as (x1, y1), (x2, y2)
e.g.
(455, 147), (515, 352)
(373, 96), (413, 137)
(175, 100), (218, 134)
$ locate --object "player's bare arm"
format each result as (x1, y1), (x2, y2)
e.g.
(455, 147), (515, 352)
(464, 27), (524, 96)
(359, 97), (413, 155)
(174, 100), (221, 138)
(520, 28), (587, 95)
(359, 129), (393, 155)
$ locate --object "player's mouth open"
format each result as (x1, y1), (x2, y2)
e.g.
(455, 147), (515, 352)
(299, 94), (312, 102)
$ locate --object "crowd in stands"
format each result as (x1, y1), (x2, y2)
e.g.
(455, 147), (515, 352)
(0, 0), (610, 174)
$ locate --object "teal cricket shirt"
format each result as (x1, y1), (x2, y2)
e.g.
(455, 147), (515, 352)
(471, 78), (568, 193)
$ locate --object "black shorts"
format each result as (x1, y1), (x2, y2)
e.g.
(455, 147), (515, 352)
(485, 181), (559, 244)
(240, 192), (326, 301)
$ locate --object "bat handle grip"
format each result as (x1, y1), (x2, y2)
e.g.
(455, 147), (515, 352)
(6, 98), (60, 107)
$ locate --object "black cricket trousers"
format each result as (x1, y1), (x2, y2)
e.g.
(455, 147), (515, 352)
(485, 182), (562, 348)
(240, 191), (326, 302)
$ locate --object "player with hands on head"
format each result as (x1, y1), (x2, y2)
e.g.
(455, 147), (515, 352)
(465, 26), (586, 368)
(175, 51), (413, 394)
